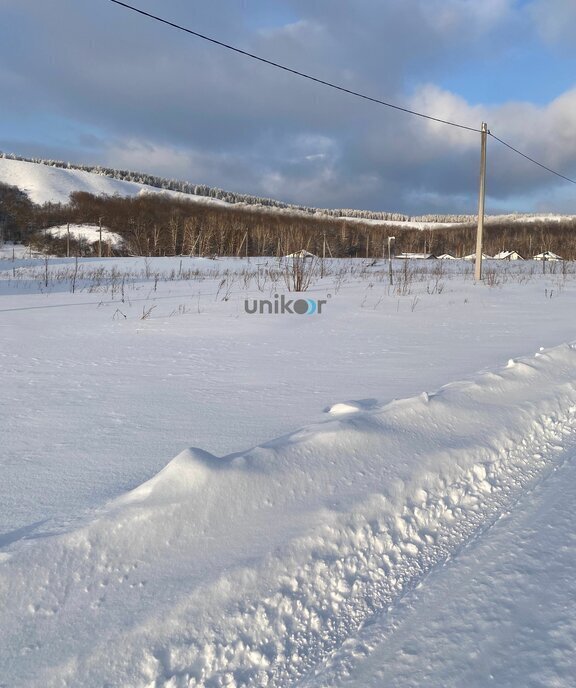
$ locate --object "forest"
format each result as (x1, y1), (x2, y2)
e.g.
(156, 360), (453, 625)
(1, 179), (576, 260)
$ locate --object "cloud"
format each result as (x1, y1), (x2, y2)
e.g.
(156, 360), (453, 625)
(0, 0), (574, 214)
(529, 0), (576, 51)
(101, 141), (197, 179)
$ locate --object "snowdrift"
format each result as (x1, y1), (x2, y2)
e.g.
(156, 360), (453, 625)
(3, 344), (576, 686)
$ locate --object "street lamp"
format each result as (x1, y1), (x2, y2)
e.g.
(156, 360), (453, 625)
(388, 236), (396, 286)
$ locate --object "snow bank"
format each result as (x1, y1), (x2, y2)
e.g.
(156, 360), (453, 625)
(3, 344), (576, 686)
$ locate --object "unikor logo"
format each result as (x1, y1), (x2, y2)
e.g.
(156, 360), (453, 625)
(245, 294), (327, 315)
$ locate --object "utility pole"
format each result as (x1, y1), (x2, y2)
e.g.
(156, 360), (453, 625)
(98, 217), (103, 258)
(66, 222), (70, 258)
(388, 236), (395, 286)
(475, 122), (488, 281)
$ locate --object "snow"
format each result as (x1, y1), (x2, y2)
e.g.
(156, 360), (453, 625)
(342, 213), (576, 230)
(3, 157), (576, 233)
(285, 250), (317, 258)
(0, 156), (156, 205)
(45, 223), (124, 248)
(493, 250), (524, 260)
(2, 254), (576, 686)
(463, 252), (492, 260)
(343, 218), (460, 229)
(534, 250), (562, 261)
(0, 157), (229, 207)
(309, 437), (576, 687)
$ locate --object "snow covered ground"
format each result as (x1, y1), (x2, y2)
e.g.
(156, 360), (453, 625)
(45, 224), (124, 249)
(0, 157), (228, 207)
(2, 251), (576, 686)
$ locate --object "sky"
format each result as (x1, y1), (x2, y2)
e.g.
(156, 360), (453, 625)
(1, 0), (576, 215)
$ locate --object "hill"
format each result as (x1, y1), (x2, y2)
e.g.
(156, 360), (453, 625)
(2, 153), (576, 259)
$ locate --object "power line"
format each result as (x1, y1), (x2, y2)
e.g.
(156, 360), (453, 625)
(108, 0), (576, 188)
(488, 132), (576, 185)
(107, 0), (480, 133)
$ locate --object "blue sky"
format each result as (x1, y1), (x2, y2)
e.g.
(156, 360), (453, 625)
(1, 0), (576, 214)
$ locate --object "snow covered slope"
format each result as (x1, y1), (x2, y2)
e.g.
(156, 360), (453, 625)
(0, 157), (160, 205)
(2, 340), (576, 686)
(2, 157), (575, 228)
(0, 157), (227, 207)
(45, 223), (123, 248)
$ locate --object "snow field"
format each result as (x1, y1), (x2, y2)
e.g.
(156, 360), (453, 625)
(3, 256), (576, 685)
(3, 342), (576, 686)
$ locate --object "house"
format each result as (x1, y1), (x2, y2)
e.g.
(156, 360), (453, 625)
(493, 250), (524, 260)
(396, 252), (437, 260)
(533, 251), (562, 261)
(284, 250), (317, 259)
(436, 253), (456, 260)
(462, 252), (492, 261)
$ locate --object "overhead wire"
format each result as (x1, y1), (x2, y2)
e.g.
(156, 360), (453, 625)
(108, 0), (576, 187)
(488, 132), (576, 185)
(107, 0), (480, 133)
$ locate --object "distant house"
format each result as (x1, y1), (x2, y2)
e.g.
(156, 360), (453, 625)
(436, 253), (456, 260)
(533, 251), (562, 261)
(284, 250), (317, 259)
(396, 252), (437, 260)
(463, 252), (492, 261)
(493, 250), (524, 261)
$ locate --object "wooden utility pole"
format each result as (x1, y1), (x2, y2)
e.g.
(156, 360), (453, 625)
(475, 122), (488, 281)
(98, 217), (103, 258)
(388, 236), (395, 286)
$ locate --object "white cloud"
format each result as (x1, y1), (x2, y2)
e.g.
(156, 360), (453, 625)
(407, 85), (486, 151)
(529, 0), (576, 49)
(400, 83), (576, 206)
(102, 141), (195, 180)
(423, 0), (514, 34)
(1, 0), (575, 213)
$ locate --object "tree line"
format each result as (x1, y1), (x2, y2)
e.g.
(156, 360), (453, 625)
(2, 181), (576, 259)
(2, 150), (554, 225)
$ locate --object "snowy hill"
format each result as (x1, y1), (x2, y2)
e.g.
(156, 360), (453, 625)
(3, 154), (576, 227)
(0, 157), (229, 208)
(0, 156), (160, 205)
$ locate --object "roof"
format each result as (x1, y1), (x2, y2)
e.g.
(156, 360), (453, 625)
(493, 250), (524, 260)
(533, 251), (562, 260)
(284, 250), (317, 258)
(396, 252), (437, 259)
